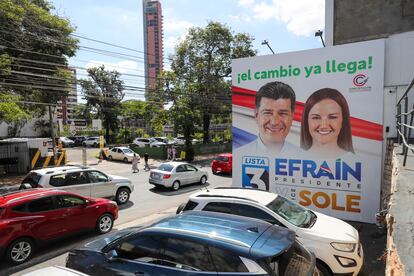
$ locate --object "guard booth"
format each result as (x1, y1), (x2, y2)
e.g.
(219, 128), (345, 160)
(0, 138), (66, 174)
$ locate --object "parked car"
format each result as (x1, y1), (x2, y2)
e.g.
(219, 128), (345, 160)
(59, 137), (75, 148)
(211, 153), (232, 174)
(66, 211), (318, 276)
(107, 147), (136, 163)
(24, 266), (89, 276)
(149, 162), (208, 191)
(149, 137), (176, 147)
(82, 137), (106, 147)
(177, 187), (364, 276)
(68, 136), (87, 147)
(174, 136), (201, 145)
(19, 166), (134, 205)
(133, 137), (151, 147)
(0, 189), (118, 265)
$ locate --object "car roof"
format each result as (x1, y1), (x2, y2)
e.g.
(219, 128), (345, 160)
(217, 153), (232, 157)
(146, 211), (294, 258)
(112, 146), (130, 150)
(160, 161), (188, 167)
(28, 165), (90, 175)
(190, 187), (277, 205)
(0, 189), (73, 207)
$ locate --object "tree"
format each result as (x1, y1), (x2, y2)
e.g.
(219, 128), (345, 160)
(170, 21), (256, 143)
(80, 66), (124, 143)
(73, 103), (95, 125)
(0, 0), (79, 129)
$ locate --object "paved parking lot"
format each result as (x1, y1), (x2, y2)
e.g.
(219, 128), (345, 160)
(0, 148), (386, 275)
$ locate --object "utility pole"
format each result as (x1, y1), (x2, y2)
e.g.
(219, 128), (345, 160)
(48, 105), (57, 163)
(261, 40), (275, 54)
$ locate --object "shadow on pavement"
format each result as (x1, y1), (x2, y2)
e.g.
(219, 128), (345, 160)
(118, 200), (135, 210)
(347, 221), (386, 276)
(149, 182), (211, 196)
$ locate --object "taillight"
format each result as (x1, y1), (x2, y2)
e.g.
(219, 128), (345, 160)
(163, 174), (171, 179)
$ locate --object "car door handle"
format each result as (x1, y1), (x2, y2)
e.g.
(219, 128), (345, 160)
(134, 272), (149, 276)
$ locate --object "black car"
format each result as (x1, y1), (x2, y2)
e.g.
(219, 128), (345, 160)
(68, 136), (86, 146)
(66, 211), (317, 276)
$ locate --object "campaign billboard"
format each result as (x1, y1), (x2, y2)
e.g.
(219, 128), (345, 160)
(232, 39), (385, 223)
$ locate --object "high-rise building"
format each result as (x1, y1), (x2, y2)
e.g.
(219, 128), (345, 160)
(143, 0), (163, 99)
(56, 68), (77, 125)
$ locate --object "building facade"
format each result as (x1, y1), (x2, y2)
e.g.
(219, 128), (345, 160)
(56, 68), (77, 125)
(142, 0), (163, 98)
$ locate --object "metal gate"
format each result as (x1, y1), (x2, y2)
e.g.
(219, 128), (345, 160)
(0, 141), (30, 174)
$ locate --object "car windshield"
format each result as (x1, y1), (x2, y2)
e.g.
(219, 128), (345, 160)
(157, 164), (174, 172)
(216, 156), (229, 162)
(266, 196), (315, 228)
(123, 149), (134, 154)
(266, 241), (316, 276)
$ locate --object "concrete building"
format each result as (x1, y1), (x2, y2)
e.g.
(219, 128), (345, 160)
(324, 0), (414, 274)
(56, 68), (77, 125)
(142, 0), (163, 98)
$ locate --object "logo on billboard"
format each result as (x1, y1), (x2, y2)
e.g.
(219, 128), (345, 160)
(350, 74), (371, 92)
(242, 156), (269, 190)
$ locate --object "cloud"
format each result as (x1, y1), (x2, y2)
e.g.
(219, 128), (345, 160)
(84, 60), (142, 74)
(238, 0), (255, 7)
(252, 0), (324, 37)
(163, 18), (196, 33)
(229, 14), (252, 23)
(164, 33), (188, 50)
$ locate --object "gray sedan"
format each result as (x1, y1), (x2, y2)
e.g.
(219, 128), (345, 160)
(149, 162), (208, 190)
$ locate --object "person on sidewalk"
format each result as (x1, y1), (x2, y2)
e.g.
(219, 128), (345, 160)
(167, 147), (172, 160)
(172, 147), (177, 161)
(132, 153), (140, 173)
(144, 152), (150, 171)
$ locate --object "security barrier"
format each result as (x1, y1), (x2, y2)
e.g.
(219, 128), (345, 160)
(30, 149), (67, 170)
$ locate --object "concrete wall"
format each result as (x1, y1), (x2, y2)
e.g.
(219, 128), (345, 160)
(333, 0), (414, 45)
(386, 145), (414, 275)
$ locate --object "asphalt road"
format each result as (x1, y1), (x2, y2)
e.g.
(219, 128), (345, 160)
(0, 148), (386, 275)
(0, 148), (233, 275)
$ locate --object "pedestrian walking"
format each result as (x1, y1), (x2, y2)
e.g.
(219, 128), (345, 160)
(167, 147), (172, 160)
(172, 147), (177, 161)
(132, 153), (140, 173)
(144, 152), (150, 171)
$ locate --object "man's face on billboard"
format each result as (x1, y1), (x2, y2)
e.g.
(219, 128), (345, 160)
(255, 97), (293, 146)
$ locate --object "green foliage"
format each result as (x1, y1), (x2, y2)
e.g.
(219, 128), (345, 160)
(0, 0), (79, 129)
(169, 21), (256, 143)
(80, 65), (124, 143)
(0, 92), (30, 122)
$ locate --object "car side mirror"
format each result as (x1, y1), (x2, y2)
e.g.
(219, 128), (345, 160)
(105, 249), (118, 260)
(108, 177), (112, 181)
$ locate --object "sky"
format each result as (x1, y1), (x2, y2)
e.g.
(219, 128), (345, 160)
(49, 0), (325, 101)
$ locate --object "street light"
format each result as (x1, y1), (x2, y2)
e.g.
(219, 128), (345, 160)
(315, 30), (325, 47)
(261, 40), (275, 54)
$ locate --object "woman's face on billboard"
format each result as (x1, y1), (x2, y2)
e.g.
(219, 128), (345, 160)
(308, 99), (343, 147)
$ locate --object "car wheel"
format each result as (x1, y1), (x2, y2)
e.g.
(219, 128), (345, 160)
(108, 155), (113, 161)
(316, 261), (333, 276)
(176, 202), (186, 214)
(172, 181), (180, 191)
(116, 188), (130, 204)
(200, 175), (207, 185)
(123, 157), (128, 163)
(6, 238), (34, 265)
(96, 213), (114, 234)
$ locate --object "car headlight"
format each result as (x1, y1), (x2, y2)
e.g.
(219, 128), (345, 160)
(331, 242), (356, 252)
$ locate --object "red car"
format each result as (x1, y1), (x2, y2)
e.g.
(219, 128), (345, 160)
(0, 189), (118, 265)
(211, 153), (232, 174)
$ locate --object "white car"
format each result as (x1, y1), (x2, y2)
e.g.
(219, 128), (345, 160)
(149, 137), (174, 147)
(174, 136), (201, 145)
(107, 147), (136, 163)
(149, 162), (208, 190)
(59, 137), (75, 147)
(177, 187), (363, 276)
(20, 166), (134, 204)
(133, 138), (151, 147)
(23, 266), (89, 276)
(82, 137), (106, 147)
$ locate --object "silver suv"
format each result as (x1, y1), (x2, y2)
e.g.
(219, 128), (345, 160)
(20, 166), (134, 204)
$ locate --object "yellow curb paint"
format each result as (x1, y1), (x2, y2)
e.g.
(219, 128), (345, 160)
(43, 155), (51, 168)
(57, 150), (65, 166)
(31, 149), (41, 169)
